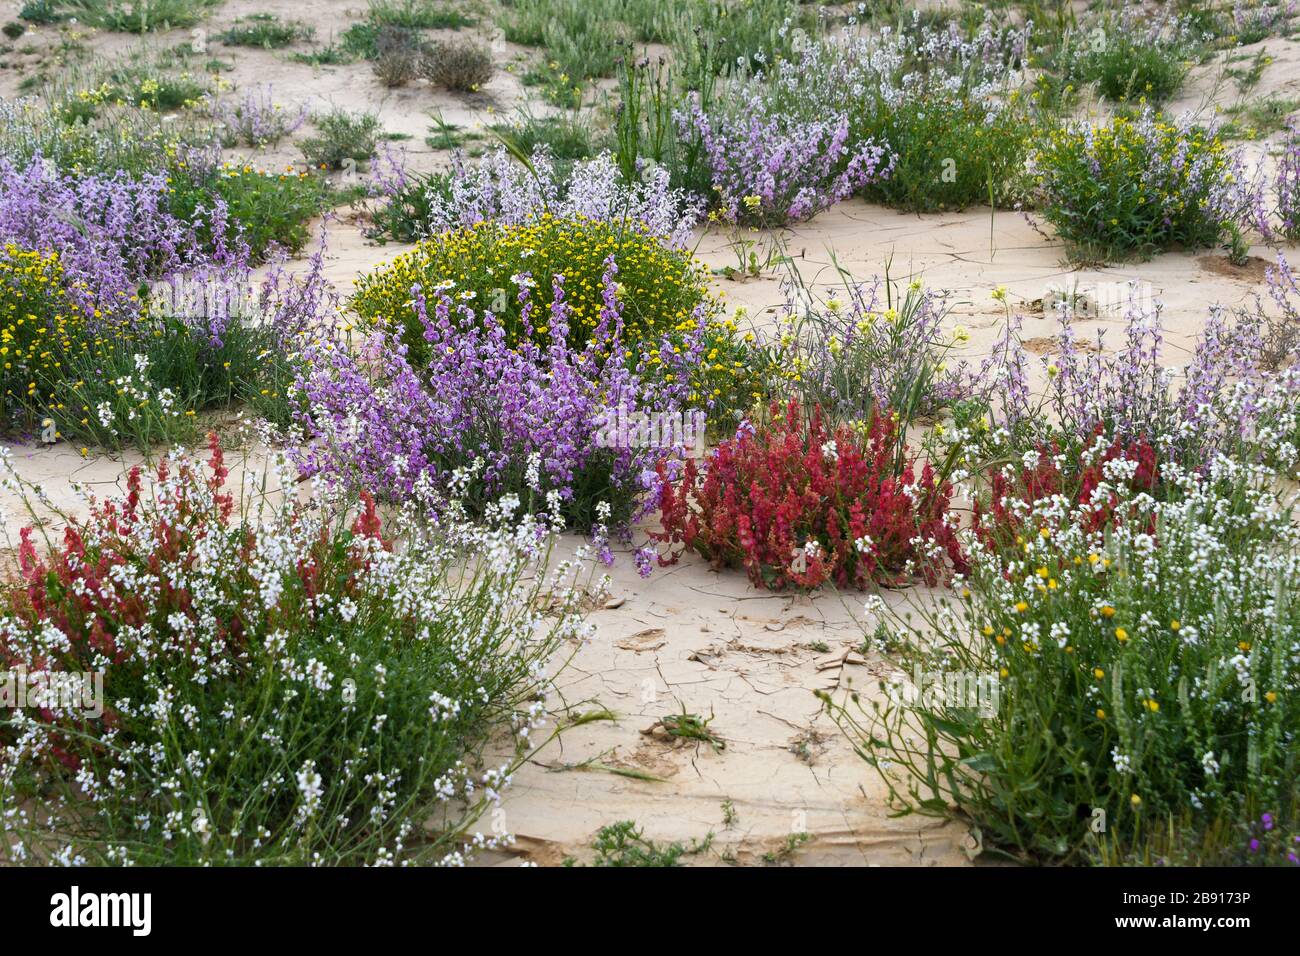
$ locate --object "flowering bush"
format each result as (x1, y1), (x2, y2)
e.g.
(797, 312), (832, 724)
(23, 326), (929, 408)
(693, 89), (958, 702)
(1032, 111), (1254, 261)
(0, 156), (200, 319)
(0, 245), (84, 431)
(678, 87), (893, 226)
(1064, 9), (1193, 104)
(671, 14), (1033, 216)
(351, 215), (715, 366)
(1273, 125), (1300, 241)
(971, 429), (1160, 555)
(827, 454), (1299, 863)
(654, 401), (967, 590)
(0, 438), (594, 865)
(206, 85), (308, 148)
(368, 146), (702, 248)
(300, 261), (702, 532)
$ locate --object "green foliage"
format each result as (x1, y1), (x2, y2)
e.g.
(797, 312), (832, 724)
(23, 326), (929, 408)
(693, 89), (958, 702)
(220, 13), (314, 49)
(826, 459), (1300, 864)
(300, 109), (382, 170)
(569, 820), (713, 866)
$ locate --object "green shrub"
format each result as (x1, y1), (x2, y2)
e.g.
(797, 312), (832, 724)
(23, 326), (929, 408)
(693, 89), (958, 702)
(171, 165), (327, 262)
(1033, 113), (1245, 262)
(1072, 32), (1190, 103)
(300, 109), (381, 170)
(857, 88), (1033, 213)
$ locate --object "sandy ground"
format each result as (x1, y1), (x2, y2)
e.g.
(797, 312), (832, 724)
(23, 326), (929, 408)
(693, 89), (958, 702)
(2, 0), (1299, 865)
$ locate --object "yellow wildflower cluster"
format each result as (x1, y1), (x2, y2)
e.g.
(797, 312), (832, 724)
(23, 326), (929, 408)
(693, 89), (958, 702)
(0, 245), (85, 423)
(352, 214), (715, 358)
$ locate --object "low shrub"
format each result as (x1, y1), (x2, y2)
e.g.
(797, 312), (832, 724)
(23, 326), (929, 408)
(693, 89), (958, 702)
(371, 25), (422, 88)
(678, 89), (894, 226)
(366, 146), (701, 249)
(207, 86), (308, 148)
(0, 245), (84, 434)
(299, 260), (706, 532)
(170, 163), (327, 261)
(220, 13), (313, 49)
(759, 275), (973, 437)
(419, 38), (494, 93)
(1067, 15), (1192, 104)
(1032, 111), (1253, 262)
(855, 88), (1033, 213)
(826, 453), (1299, 863)
(300, 109), (381, 171)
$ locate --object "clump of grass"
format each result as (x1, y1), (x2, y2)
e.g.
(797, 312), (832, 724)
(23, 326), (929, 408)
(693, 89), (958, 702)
(220, 13), (314, 49)
(18, 1), (64, 25)
(490, 110), (593, 163)
(1219, 94), (1300, 140)
(59, 0), (221, 33)
(368, 0), (473, 31)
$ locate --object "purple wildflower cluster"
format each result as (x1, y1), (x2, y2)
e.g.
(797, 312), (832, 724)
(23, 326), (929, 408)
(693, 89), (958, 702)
(375, 145), (702, 249)
(207, 85), (308, 148)
(294, 256), (705, 532)
(981, 273), (1300, 468)
(1273, 125), (1300, 241)
(1245, 812), (1300, 865)
(1233, 0), (1297, 40)
(678, 89), (894, 226)
(0, 157), (219, 319)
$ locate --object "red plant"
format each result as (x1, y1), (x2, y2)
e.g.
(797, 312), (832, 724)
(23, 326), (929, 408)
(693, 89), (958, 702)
(972, 426), (1160, 552)
(653, 401), (967, 590)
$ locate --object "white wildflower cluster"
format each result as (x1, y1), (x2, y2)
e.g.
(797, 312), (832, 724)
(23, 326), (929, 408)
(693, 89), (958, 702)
(0, 441), (600, 866)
